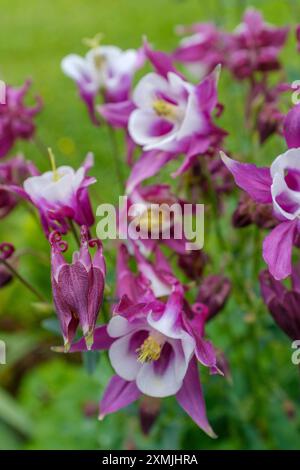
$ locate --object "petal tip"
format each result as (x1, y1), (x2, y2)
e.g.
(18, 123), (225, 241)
(85, 331), (94, 350)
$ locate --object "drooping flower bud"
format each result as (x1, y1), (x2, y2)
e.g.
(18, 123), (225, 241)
(49, 227), (106, 351)
(196, 274), (231, 320)
(260, 268), (300, 341)
(232, 194), (277, 230)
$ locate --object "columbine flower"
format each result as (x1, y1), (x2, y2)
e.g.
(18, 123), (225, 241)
(228, 8), (289, 80)
(67, 283), (221, 436)
(0, 80), (42, 158)
(127, 41), (225, 179)
(173, 22), (228, 79)
(221, 148), (300, 280)
(61, 39), (143, 123)
(50, 227), (106, 351)
(260, 267), (300, 340)
(128, 64), (220, 154)
(5, 152), (95, 235)
(119, 184), (194, 255)
(0, 155), (37, 218)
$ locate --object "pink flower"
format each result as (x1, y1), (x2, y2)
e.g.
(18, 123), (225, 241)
(0, 80), (42, 158)
(173, 22), (228, 79)
(228, 8), (289, 80)
(50, 227), (106, 351)
(4, 153), (95, 235)
(221, 149), (300, 280)
(62, 45), (143, 124)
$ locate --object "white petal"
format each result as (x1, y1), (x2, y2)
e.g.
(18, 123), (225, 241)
(107, 315), (138, 338)
(136, 339), (192, 397)
(129, 110), (178, 150)
(271, 173), (300, 220)
(61, 54), (88, 82)
(109, 334), (142, 381)
(136, 359), (181, 397)
(24, 166), (76, 205)
(271, 148), (300, 178)
(138, 264), (172, 298)
(177, 91), (204, 140)
(132, 73), (169, 109)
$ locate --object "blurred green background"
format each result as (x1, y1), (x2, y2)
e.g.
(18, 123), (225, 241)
(0, 0), (300, 450)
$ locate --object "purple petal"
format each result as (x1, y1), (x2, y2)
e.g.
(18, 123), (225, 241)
(65, 325), (114, 352)
(283, 104), (300, 148)
(97, 100), (135, 129)
(126, 150), (174, 193)
(99, 375), (141, 419)
(143, 38), (181, 79)
(176, 357), (216, 437)
(263, 220), (298, 280)
(195, 337), (221, 375)
(221, 152), (272, 203)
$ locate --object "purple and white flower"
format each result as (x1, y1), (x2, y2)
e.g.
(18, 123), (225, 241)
(221, 148), (300, 280)
(62, 44), (143, 123)
(126, 41), (225, 181)
(5, 153), (95, 235)
(67, 282), (221, 436)
(128, 68), (219, 154)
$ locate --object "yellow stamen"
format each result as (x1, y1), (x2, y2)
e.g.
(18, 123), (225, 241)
(137, 335), (162, 363)
(82, 32), (104, 49)
(138, 207), (166, 233)
(93, 53), (106, 70)
(152, 99), (177, 118)
(48, 147), (60, 182)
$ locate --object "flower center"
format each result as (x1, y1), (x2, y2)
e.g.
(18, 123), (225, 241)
(137, 207), (168, 234)
(93, 53), (106, 70)
(152, 99), (177, 119)
(137, 335), (162, 363)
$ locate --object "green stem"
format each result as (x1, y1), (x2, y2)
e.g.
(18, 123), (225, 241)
(201, 158), (227, 252)
(0, 259), (46, 302)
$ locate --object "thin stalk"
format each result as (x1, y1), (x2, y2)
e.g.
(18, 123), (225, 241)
(0, 258), (46, 302)
(201, 158), (227, 252)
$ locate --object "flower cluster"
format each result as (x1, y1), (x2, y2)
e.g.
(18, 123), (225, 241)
(3, 5), (300, 443)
